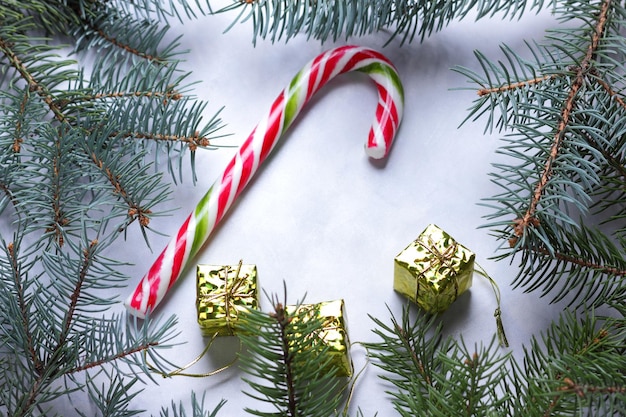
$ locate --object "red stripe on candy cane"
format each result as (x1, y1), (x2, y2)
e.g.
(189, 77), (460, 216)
(170, 218), (190, 290)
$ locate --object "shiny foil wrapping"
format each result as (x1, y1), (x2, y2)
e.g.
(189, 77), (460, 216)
(394, 224), (475, 313)
(287, 299), (352, 377)
(196, 264), (258, 336)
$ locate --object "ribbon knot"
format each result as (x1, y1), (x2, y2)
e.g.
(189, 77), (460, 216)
(415, 235), (460, 300)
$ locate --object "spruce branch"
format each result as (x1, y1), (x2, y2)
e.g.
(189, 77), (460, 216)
(156, 393), (227, 417)
(0, 229), (182, 415)
(237, 291), (349, 417)
(366, 306), (510, 416)
(212, 0), (557, 44)
(454, 0), (626, 306)
(367, 304), (625, 416)
(510, 225), (626, 307)
(510, 0), (611, 242)
(0, 33), (74, 124)
(509, 309), (626, 416)
(0, 1), (225, 415)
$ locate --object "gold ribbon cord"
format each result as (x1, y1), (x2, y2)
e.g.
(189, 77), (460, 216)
(474, 263), (509, 348)
(339, 342), (369, 417)
(144, 332), (241, 378)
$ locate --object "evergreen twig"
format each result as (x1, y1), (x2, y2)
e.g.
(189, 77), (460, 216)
(237, 291), (349, 417)
(454, 0), (626, 306)
(366, 304), (625, 416)
(0, 1), (225, 415)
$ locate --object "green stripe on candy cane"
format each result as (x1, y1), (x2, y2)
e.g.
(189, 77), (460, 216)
(283, 70), (305, 132)
(358, 62), (404, 102)
(192, 187), (214, 257)
(124, 45), (405, 318)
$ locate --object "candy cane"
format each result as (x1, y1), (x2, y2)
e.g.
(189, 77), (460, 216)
(125, 45), (404, 318)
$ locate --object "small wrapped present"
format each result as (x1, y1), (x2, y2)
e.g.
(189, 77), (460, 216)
(394, 224), (475, 313)
(287, 299), (352, 377)
(196, 262), (258, 336)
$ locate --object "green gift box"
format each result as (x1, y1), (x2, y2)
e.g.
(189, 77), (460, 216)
(196, 263), (259, 336)
(394, 224), (475, 313)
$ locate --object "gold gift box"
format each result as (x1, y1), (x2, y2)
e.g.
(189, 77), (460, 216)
(196, 263), (258, 336)
(394, 224), (475, 313)
(287, 299), (352, 377)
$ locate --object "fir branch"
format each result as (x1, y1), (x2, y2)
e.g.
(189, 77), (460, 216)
(88, 149), (154, 228)
(510, 309), (626, 416)
(77, 88), (183, 104)
(0, 2), (225, 414)
(68, 342), (159, 374)
(237, 292), (348, 417)
(510, 224), (626, 307)
(49, 136), (69, 246)
(456, 0), (626, 305)
(2, 238), (43, 376)
(477, 74), (560, 97)
(366, 306), (510, 416)
(0, 35), (71, 123)
(57, 239), (99, 348)
(592, 75), (626, 110)
(512, 0), (612, 242)
(558, 377), (626, 398)
(109, 0), (212, 24)
(91, 22), (169, 65)
(11, 88), (30, 153)
(368, 304), (625, 416)
(367, 306), (445, 389)
(156, 393), (226, 417)
(117, 130), (211, 151)
(74, 11), (183, 67)
(83, 371), (144, 417)
(213, 0), (557, 44)
(536, 245), (626, 278)
(0, 180), (18, 216)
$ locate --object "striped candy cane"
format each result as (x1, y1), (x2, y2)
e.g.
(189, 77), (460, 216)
(125, 45), (404, 318)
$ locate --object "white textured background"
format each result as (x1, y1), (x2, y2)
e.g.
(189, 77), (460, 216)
(100, 7), (568, 415)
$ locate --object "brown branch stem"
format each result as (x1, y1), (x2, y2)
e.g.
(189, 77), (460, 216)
(7, 242), (43, 375)
(116, 130), (209, 151)
(558, 377), (626, 396)
(272, 303), (298, 417)
(0, 181), (19, 211)
(13, 90), (29, 152)
(89, 151), (152, 226)
(0, 37), (67, 124)
(68, 342), (159, 374)
(93, 26), (167, 64)
(477, 74), (559, 96)
(543, 327), (613, 416)
(65, 89), (183, 107)
(532, 245), (626, 277)
(395, 322), (432, 386)
(592, 76), (626, 110)
(512, 0), (612, 241)
(18, 240), (97, 415)
(61, 239), (98, 347)
(45, 137), (68, 246)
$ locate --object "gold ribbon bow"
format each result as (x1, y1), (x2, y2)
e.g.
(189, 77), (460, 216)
(199, 260), (252, 332)
(415, 235), (461, 302)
